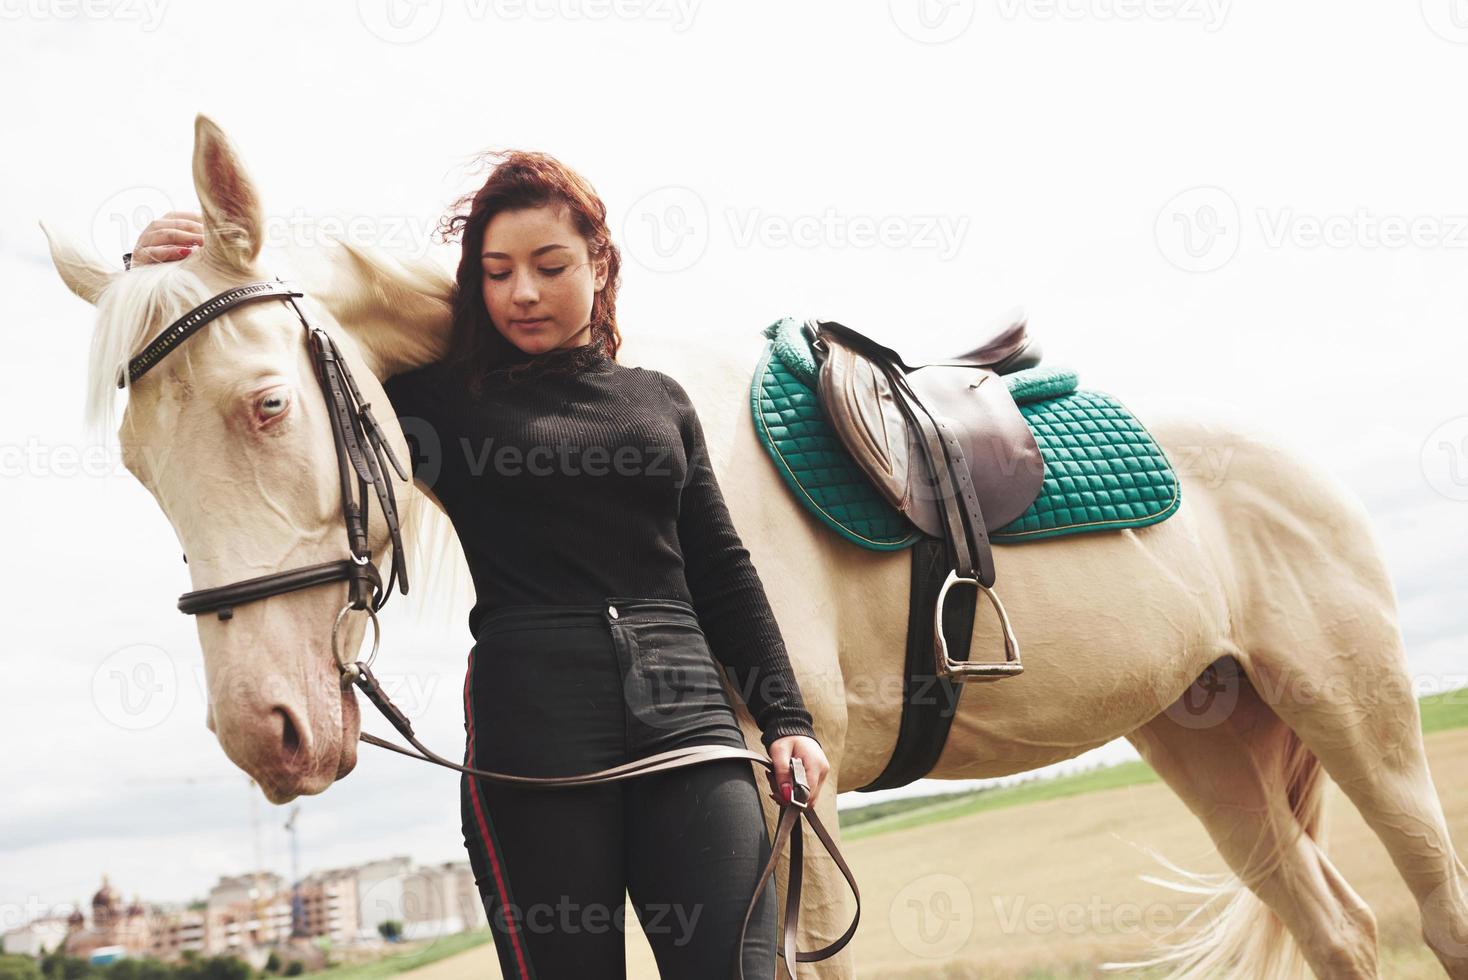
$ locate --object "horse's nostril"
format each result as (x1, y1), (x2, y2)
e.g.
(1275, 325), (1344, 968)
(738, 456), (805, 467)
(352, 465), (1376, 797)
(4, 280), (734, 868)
(275, 707), (302, 759)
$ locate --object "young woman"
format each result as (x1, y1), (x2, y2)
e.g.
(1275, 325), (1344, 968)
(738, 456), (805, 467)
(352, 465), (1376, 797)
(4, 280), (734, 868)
(129, 151), (830, 978)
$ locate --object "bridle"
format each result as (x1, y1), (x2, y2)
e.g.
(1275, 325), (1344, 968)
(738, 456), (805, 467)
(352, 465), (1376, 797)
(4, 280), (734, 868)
(120, 278), (409, 676)
(120, 277), (859, 978)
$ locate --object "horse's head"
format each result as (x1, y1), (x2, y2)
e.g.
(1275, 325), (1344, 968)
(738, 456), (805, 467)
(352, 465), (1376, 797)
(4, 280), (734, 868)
(42, 114), (454, 803)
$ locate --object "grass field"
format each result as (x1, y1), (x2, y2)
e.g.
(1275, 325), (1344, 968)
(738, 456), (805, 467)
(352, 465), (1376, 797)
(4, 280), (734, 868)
(1419, 688), (1468, 734)
(384, 689), (1468, 978)
(312, 930), (496, 980)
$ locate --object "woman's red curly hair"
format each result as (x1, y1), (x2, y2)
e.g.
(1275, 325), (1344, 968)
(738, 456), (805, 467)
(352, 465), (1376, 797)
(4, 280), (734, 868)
(437, 149), (623, 392)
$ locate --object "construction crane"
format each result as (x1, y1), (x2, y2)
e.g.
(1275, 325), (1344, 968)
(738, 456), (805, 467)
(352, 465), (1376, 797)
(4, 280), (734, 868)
(125, 774), (282, 945)
(283, 806), (304, 938)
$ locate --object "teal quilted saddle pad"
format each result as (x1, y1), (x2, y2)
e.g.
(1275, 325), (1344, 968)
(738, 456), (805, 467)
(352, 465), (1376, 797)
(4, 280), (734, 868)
(751, 317), (1182, 550)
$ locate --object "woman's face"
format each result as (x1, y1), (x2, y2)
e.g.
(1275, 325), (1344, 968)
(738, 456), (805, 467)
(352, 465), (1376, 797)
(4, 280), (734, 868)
(480, 204), (608, 356)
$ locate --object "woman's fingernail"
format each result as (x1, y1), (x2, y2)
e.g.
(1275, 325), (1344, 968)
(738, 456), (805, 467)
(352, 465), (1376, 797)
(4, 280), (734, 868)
(178, 246), (192, 257)
(780, 783), (792, 803)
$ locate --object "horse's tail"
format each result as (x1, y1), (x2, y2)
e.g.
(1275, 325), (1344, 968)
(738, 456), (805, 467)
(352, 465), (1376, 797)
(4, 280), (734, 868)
(1104, 724), (1326, 980)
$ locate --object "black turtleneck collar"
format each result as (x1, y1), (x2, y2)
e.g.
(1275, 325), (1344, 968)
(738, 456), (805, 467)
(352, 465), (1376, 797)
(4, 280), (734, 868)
(501, 332), (611, 367)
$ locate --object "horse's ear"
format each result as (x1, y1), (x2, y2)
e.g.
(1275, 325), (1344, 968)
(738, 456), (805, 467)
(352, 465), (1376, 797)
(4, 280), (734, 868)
(191, 113), (265, 274)
(40, 220), (116, 306)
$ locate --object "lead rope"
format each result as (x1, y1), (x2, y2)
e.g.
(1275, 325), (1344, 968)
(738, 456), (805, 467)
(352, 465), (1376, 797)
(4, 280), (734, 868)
(344, 662), (861, 977)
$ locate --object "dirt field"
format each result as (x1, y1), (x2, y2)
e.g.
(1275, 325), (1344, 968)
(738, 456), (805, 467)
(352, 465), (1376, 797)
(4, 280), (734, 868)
(401, 728), (1468, 979)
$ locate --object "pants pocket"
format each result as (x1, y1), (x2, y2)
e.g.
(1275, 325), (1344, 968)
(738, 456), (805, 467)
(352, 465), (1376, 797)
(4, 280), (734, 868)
(621, 620), (738, 736)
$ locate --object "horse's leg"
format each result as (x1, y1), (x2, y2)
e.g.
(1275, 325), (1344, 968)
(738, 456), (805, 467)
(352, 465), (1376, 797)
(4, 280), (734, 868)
(1127, 662), (1380, 979)
(1245, 627), (1468, 978)
(1203, 434), (1468, 979)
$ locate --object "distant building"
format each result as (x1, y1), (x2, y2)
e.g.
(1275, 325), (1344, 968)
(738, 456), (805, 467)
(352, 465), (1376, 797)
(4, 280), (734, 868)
(348, 856), (486, 940)
(1, 915), (71, 957)
(402, 861), (487, 939)
(296, 869), (358, 945)
(354, 856), (413, 941)
(148, 906), (207, 959)
(27, 859), (485, 966)
(61, 875), (156, 962)
(206, 873), (291, 951)
(208, 872), (286, 913)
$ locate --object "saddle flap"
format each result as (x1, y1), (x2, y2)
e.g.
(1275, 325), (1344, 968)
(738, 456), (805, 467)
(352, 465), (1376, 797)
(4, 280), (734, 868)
(815, 337), (914, 514)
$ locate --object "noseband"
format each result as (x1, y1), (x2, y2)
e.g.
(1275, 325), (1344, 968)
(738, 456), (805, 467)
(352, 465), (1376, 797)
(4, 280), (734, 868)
(124, 277), (859, 976)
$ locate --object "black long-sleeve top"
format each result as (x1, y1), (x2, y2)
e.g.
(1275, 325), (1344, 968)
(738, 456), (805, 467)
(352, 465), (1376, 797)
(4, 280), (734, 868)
(381, 339), (818, 750)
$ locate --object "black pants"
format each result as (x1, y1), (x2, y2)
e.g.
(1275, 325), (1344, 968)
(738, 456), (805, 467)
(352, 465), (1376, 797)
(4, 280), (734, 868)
(458, 596), (778, 979)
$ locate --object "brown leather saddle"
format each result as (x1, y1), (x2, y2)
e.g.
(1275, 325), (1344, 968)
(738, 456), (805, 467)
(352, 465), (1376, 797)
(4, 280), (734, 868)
(803, 309), (1046, 680)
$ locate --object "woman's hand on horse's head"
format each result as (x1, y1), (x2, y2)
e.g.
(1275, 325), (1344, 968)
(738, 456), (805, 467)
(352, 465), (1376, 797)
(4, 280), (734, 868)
(767, 733), (829, 806)
(129, 210), (205, 267)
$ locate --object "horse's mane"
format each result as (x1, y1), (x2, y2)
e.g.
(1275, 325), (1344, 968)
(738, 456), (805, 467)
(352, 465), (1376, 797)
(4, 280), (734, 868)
(83, 261), (216, 440)
(317, 240), (476, 630)
(83, 245), (474, 632)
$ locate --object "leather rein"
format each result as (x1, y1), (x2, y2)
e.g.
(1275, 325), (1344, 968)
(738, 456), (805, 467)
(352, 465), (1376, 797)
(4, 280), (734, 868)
(122, 278), (859, 977)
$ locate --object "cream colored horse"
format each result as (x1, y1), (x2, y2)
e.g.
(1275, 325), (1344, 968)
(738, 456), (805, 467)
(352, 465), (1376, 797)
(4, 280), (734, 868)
(44, 115), (1468, 979)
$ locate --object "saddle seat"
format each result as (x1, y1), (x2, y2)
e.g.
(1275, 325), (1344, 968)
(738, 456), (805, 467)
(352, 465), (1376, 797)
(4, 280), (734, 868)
(833, 306), (1043, 375)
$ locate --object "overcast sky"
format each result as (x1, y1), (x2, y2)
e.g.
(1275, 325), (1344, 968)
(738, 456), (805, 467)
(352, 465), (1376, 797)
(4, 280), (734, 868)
(3, 1), (1466, 928)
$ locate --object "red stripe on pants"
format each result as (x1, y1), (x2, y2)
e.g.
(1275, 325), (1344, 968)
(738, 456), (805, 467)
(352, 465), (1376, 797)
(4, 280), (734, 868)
(463, 648), (532, 980)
